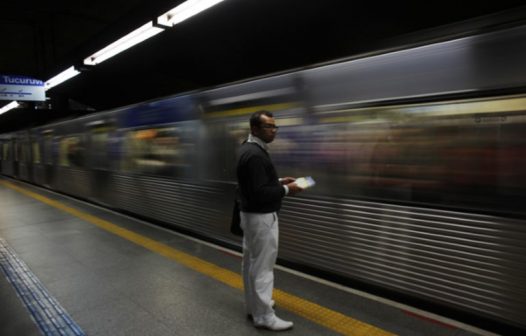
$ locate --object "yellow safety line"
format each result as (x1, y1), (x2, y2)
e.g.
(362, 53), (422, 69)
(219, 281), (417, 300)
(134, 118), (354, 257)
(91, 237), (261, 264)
(0, 180), (395, 336)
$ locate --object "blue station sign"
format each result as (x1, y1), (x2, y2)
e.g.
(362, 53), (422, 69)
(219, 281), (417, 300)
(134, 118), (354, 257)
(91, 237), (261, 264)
(0, 75), (45, 101)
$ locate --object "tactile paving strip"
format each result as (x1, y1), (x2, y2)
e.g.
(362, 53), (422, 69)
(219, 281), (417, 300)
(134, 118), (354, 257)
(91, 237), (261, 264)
(0, 237), (85, 336)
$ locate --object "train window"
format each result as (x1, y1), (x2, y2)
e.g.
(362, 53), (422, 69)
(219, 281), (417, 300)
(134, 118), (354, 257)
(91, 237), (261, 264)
(90, 126), (112, 170)
(20, 139), (30, 163)
(58, 136), (84, 168)
(32, 141), (41, 164)
(2, 143), (8, 160)
(13, 140), (18, 162)
(201, 121), (246, 181)
(43, 134), (53, 164)
(122, 127), (188, 177)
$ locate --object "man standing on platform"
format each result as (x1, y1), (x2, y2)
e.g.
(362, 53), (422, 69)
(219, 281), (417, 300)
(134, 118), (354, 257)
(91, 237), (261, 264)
(236, 110), (303, 331)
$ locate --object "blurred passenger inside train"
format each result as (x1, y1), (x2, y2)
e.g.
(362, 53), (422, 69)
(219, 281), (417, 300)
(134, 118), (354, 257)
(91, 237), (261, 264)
(124, 128), (184, 176)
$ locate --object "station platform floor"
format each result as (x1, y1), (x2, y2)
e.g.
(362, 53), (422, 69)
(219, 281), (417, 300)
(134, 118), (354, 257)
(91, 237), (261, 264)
(0, 176), (500, 336)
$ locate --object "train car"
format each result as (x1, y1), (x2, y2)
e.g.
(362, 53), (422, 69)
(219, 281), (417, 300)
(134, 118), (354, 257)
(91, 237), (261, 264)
(2, 24), (526, 331)
(275, 25), (526, 329)
(102, 95), (210, 232)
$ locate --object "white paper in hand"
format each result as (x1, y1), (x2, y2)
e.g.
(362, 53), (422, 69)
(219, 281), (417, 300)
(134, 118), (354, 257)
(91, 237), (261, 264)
(295, 176), (316, 189)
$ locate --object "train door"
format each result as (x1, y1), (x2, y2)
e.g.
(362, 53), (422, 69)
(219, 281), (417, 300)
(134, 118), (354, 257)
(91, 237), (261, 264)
(86, 121), (113, 203)
(24, 132), (32, 182)
(13, 138), (20, 178)
(0, 138), (3, 174)
(0, 138), (4, 174)
(18, 132), (31, 182)
(1, 138), (14, 176)
(30, 131), (43, 185)
(42, 130), (54, 187)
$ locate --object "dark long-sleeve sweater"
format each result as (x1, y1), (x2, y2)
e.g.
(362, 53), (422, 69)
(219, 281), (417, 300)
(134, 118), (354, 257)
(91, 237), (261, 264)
(236, 142), (285, 213)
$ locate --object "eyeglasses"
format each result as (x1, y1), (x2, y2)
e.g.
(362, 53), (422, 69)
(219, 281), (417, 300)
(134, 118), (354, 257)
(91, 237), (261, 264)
(261, 124), (279, 130)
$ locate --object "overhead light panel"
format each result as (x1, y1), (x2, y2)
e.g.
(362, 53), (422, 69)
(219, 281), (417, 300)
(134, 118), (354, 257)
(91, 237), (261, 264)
(84, 22), (164, 66)
(0, 101), (20, 115)
(45, 66), (81, 91)
(157, 0), (225, 27)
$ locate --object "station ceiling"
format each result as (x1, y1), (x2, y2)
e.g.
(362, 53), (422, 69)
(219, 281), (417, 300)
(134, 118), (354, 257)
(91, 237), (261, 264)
(1, 0), (526, 131)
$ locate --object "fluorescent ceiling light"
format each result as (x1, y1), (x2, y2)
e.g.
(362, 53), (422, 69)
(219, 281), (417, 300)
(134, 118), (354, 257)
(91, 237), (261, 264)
(45, 66), (81, 91)
(0, 101), (20, 115)
(158, 0), (225, 27)
(84, 22), (164, 66)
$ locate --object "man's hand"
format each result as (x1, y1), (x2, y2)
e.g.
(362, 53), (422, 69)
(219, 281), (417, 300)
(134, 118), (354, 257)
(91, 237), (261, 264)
(286, 182), (304, 196)
(280, 177), (296, 185)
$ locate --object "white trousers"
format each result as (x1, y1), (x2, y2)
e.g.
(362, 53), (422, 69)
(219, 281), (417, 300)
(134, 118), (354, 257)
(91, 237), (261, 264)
(240, 211), (278, 322)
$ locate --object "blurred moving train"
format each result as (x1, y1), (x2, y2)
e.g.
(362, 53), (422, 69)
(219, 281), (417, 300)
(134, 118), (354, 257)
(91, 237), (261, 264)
(2, 23), (526, 331)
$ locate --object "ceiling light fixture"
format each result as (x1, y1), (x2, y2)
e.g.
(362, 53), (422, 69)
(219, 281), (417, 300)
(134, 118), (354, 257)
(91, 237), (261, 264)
(0, 101), (20, 115)
(44, 66), (81, 91)
(157, 0), (225, 27)
(83, 22), (165, 66)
